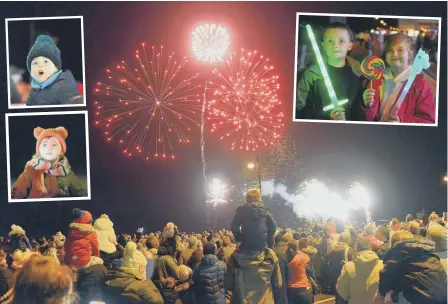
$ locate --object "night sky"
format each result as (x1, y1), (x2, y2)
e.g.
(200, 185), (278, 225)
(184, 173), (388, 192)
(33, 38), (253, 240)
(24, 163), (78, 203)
(0, 2), (446, 237)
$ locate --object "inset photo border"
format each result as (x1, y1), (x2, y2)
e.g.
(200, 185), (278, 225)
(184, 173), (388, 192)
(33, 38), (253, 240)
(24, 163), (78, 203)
(6, 16), (86, 109)
(5, 111), (91, 203)
(293, 13), (441, 127)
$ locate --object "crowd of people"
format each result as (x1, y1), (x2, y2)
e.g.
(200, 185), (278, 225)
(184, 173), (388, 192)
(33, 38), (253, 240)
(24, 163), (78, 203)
(0, 189), (447, 304)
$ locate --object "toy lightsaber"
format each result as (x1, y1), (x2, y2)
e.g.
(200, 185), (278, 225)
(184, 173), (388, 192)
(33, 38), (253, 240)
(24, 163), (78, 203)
(390, 49), (430, 114)
(306, 24), (348, 111)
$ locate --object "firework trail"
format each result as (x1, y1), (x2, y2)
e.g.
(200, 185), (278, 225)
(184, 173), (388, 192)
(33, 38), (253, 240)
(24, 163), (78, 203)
(207, 49), (284, 151)
(94, 44), (201, 160)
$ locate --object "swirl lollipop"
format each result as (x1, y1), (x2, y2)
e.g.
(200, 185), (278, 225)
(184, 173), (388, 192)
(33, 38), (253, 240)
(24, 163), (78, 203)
(361, 56), (385, 88)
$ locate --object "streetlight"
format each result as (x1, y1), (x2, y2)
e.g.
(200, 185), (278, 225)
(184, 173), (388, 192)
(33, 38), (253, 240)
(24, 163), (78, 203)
(443, 174), (448, 183)
(247, 162), (255, 170)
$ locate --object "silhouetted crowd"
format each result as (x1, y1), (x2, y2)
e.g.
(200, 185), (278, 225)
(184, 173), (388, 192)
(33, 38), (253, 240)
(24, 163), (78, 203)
(0, 189), (447, 304)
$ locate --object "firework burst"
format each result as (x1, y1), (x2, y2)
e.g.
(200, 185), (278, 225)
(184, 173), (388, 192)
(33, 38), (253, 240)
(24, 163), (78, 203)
(207, 49), (285, 151)
(261, 136), (300, 181)
(94, 44), (201, 160)
(192, 24), (230, 63)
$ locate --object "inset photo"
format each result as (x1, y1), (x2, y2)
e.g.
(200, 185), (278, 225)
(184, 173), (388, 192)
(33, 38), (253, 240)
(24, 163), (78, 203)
(6, 111), (91, 203)
(293, 13), (440, 126)
(6, 16), (85, 109)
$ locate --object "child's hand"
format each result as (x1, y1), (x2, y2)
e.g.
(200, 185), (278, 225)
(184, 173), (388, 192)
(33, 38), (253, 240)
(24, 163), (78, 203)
(330, 108), (346, 121)
(381, 106), (400, 122)
(363, 88), (375, 108)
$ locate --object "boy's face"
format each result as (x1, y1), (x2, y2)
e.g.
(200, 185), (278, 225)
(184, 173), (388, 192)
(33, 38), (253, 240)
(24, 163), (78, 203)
(39, 136), (62, 162)
(386, 41), (410, 72)
(322, 28), (353, 61)
(30, 56), (58, 83)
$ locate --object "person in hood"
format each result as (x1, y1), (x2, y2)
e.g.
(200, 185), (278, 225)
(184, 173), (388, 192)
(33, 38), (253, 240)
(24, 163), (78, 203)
(93, 214), (121, 266)
(8, 225), (30, 254)
(362, 34), (435, 124)
(336, 238), (383, 304)
(26, 35), (83, 106)
(11, 127), (88, 199)
(287, 240), (313, 304)
(231, 189), (277, 252)
(427, 224), (447, 273)
(193, 242), (227, 304)
(295, 22), (365, 121)
(225, 246), (283, 304)
(64, 208), (103, 269)
(375, 226), (391, 260)
(374, 230), (447, 304)
(103, 242), (163, 304)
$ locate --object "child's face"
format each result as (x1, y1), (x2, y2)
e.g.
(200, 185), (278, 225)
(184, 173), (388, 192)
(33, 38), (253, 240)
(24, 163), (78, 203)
(385, 42), (410, 72)
(30, 56), (58, 83)
(39, 136), (62, 162)
(322, 28), (353, 61)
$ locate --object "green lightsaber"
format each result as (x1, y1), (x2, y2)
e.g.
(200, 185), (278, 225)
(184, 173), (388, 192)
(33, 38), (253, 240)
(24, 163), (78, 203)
(306, 24), (348, 112)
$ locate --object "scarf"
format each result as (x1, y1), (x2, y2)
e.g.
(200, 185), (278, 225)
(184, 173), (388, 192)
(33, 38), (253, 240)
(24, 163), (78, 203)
(26, 155), (71, 194)
(31, 70), (63, 89)
(379, 66), (412, 121)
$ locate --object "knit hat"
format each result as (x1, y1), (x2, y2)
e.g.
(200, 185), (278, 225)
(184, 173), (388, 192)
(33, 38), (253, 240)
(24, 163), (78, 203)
(34, 127), (68, 156)
(123, 242), (147, 270)
(188, 236), (198, 249)
(26, 35), (61, 72)
(427, 225), (447, 252)
(9, 224), (25, 237)
(72, 208), (93, 224)
(0, 267), (14, 304)
(356, 238), (372, 252)
(246, 189), (261, 204)
(203, 242), (217, 255)
(283, 233), (293, 242)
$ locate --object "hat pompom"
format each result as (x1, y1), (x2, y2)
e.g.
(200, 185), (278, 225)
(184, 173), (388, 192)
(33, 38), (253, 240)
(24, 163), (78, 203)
(35, 35), (55, 45)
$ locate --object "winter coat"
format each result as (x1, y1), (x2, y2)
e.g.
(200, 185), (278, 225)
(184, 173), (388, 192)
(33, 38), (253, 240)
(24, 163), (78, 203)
(231, 203), (277, 251)
(8, 230), (30, 253)
(113, 258), (156, 280)
(94, 217), (117, 254)
(76, 264), (108, 303)
(11, 166), (88, 199)
(379, 238), (447, 303)
(193, 254), (226, 304)
(104, 267), (164, 304)
(376, 243), (390, 260)
(217, 246), (235, 264)
(65, 222), (100, 267)
(336, 250), (383, 304)
(296, 58), (365, 121)
(289, 250), (311, 289)
(27, 70), (83, 106)
(302, 246), (322, 279)
(362, 73), (435, 124)
(225, 248), (283, 304)
(179, 248), (195, 265)
(326, 242), (354, 289)
(156, 255), (180, 304)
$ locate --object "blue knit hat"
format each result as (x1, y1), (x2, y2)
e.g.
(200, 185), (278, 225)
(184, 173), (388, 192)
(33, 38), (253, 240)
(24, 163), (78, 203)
(26, 35), (61, 72)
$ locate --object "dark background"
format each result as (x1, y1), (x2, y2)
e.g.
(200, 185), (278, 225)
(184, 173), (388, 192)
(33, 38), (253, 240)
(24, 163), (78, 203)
(0, 2), (446, 237)
(8, 113), (88, 181)
(7, 17), (83, 83)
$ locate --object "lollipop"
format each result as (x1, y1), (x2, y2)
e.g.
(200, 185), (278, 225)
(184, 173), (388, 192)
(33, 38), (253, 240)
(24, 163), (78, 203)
(361, 56), (385, 88)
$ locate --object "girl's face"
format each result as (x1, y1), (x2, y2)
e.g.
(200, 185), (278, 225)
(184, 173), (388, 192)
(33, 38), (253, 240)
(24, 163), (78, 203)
(39, 137), (62, 162)
(30, 56), (58, 83)
(386, 42), (411, 72)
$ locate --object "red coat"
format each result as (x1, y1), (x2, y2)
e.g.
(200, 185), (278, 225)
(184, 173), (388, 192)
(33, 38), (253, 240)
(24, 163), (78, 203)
(64, 222), (100, 267)
(362, 74), (435, 124)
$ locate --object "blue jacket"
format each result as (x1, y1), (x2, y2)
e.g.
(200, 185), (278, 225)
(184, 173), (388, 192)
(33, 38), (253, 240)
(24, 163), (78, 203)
(193, 254), (226, 304)
(27, 70), (83, 105)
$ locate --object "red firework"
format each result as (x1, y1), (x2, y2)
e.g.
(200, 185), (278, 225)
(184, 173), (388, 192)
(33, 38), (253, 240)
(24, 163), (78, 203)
(207, 49), (284, 151)
(94, 44), (201, 160)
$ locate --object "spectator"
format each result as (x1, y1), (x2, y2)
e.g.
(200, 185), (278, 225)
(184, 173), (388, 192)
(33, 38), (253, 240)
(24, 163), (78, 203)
(375, 226), (391, 260)
(193, 242), (227, 304)
(427, 224), (447, 272)
(231, 189), (277, 252)
(361, 222), (383, 252)
(336, 238), (383, 304)
(12, 255), (76, 304)
(0, 267), (14, 304)
(179, 236), (198, 266)
(374, 231), (447, 304)
(286, 240), (313, 304)
(93, 214), (122, 266)
(217, 236), (235, 264)
(104, 242), (163, 304)
(8, 225), (31, 253)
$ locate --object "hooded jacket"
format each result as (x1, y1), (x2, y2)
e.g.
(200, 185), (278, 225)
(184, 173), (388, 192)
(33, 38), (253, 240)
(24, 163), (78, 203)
(193, 254), (227, 304)
(104, 267), (164, 304)
(326, 242), (354, 288)
(225, 248), (282, 304)
(8, 226), (30, 253)
(296, 57), (365, 121)
(231, 203), (277, 251)
(94, 216), (117, 254)
(27, 70), (83, 105)
(336, 250), (383, 304)
(379, 238), (447, 303)
(65, 222), (100, 267)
